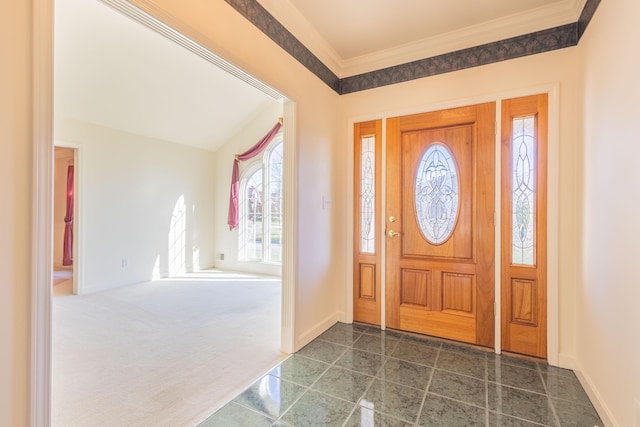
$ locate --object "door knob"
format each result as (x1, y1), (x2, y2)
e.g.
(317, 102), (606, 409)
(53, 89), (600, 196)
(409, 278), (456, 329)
(388, 230), (400, 237)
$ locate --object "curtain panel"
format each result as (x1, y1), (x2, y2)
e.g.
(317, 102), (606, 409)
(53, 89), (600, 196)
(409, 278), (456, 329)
(227, 121), (282, 230)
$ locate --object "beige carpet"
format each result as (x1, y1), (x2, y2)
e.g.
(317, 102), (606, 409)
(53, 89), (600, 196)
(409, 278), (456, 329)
(52, 270), (285, 427)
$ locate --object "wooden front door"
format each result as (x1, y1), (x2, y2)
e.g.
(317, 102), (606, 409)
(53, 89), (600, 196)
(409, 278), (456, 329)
(386, 103), (495, 347)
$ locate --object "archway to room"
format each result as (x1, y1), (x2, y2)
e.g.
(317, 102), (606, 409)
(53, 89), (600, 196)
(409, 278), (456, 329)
(48, 0), (296, 425)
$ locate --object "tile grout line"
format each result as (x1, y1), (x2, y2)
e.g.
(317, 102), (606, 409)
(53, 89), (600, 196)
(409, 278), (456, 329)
(216, 323), (595, 427)
(536, 363), (563, 427)
(339, 327), (411, 426)
(413, 342), (442, 426)
(425, 391), (491, 412)
(487, 355), (554, 426)
(213, 401), (277, 425)
(338, 328), (432, 426)
(485, 351), (490, 427)
(273, 330), (357, 426)
(339, 329), (372, 427)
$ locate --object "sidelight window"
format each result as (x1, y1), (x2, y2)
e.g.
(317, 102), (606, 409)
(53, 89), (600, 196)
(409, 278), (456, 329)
(360, 136), (376, 253)
(511, 117), (536, 266)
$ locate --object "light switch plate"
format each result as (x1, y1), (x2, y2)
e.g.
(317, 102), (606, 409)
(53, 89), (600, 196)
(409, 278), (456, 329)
(322, 196), (332, 210)
(634, 397), (640, 427)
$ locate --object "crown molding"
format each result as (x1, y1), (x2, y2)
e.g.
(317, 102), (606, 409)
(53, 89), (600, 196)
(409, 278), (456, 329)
(225, 0), (600, 94)
(340, 0), (587, 76)
(258, 0), (588, 77)
(340, 24), (578, 94)
(257, 0), (343, 75)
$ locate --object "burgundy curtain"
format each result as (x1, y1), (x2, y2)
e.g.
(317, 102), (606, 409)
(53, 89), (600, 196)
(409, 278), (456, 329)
(227, 121), (282, 230)
(62, 165), (74, 266)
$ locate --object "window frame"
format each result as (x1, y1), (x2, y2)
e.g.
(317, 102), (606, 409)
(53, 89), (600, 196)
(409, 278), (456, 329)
(238, 135), (283, 264)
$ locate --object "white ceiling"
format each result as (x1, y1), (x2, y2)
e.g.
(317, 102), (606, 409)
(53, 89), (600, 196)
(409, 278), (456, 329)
(261, 0), (586, 76)
(54, 0), (281, 152)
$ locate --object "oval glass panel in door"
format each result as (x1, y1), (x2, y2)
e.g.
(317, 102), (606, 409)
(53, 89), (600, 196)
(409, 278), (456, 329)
(415, 144), (459, 244)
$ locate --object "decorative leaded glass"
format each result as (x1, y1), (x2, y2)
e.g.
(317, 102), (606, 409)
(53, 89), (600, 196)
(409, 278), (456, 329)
(360, 136), (375, 253)
(243, 168), (263, 261)
(415, 144), (459, 244)
(512, 117), (536, 266)
(268, 142), (283, 263)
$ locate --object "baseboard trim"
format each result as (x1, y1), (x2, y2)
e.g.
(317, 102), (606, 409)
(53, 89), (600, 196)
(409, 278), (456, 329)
(561, 355), (619, 427)
(557, 352), (576, 369)
(337, 311), (349, 323)
(296, 312), (341, 350)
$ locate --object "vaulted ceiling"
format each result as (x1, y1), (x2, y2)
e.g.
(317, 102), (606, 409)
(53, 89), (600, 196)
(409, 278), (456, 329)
(54, 0), (590, 151)
(54, 0), (281, 152)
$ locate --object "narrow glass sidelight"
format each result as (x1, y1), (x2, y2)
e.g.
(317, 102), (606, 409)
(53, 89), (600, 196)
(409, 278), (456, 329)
(415, 143), (459, 244)
(360, 136), (375, 253)
(512, 116), (536, 265)
(353, 120), (382, 326)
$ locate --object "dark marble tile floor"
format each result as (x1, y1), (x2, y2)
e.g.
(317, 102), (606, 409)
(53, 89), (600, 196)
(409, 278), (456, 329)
(199, 322), (603, 427)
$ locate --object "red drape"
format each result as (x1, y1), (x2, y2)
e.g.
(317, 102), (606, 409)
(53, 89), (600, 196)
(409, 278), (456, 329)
(62, 165), (74, 266)
(228, 122), (282, 230)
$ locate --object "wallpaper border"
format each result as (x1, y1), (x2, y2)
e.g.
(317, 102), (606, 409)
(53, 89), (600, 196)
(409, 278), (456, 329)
(224, 0), (602, 95)
(578, 0), (602, 40)
(223, 0), (340, 92)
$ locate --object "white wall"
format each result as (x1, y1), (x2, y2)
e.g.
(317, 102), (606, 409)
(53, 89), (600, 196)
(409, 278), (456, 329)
(53, 147), (74, 269)
(212, 103), (283, 276)
(55, 118), (217, 294)
(578, 0), (640, 425)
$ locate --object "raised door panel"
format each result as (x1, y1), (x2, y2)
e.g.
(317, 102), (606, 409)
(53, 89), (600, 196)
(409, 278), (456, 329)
(442, 272), (475, 316)
(358, 264), (376, 300)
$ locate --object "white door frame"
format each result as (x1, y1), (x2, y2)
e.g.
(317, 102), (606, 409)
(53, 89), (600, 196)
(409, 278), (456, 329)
(31, 0), (297, 425)
(345, 85), (560, 365)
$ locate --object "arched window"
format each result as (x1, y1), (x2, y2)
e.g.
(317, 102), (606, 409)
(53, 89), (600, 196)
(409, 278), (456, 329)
(239, 137), (283, 263)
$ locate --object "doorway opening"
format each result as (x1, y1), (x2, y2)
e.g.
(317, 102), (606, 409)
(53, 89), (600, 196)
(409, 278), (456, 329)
(53, 147), (76, 295)
(52, 146), (76, 297)
(40, 1), (296, 419)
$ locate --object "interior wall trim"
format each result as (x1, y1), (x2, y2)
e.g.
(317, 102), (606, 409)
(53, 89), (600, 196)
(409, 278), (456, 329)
(225, 0), (602, 95)
(32, 0), (54, 425)
(223, 0), (340, 93)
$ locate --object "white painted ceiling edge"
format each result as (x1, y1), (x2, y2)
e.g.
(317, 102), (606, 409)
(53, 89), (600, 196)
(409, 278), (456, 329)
(54, 0), (283, 152)
(259, 0), (588, 77)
